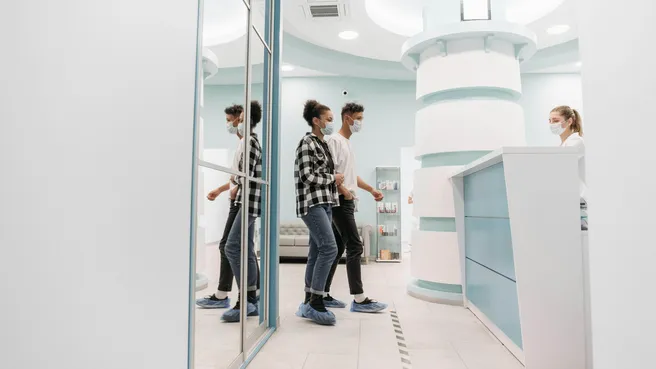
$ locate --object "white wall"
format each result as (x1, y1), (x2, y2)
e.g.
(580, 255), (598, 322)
(578, 0), (656, 367)
(0, 1), (199, 369)
(520, 73), (584, 146)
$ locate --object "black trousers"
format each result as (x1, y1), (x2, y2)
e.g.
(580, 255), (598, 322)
(217, 200), (260, 292)
(324, 197), (364, 295)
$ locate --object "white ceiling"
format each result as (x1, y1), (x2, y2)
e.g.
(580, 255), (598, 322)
(203, 0), (581, 78)
(282, 0), (578, 61)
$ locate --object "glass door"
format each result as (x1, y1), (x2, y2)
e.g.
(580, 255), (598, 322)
(188, 0), (281, 368)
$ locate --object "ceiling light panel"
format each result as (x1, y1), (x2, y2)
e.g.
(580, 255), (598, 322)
(338, 31), (358, 40)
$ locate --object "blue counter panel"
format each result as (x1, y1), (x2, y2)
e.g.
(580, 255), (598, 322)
(463, 162), (509, 218)
(464, 217), (516, 281)
(466, 258), (523, 348)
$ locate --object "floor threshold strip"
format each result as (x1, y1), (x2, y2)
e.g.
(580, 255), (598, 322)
(390, 310), (412, 369)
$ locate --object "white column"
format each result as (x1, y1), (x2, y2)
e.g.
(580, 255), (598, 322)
(578, 0), (656, 368)
(0, 1), (200, 368)
(402, 2), (536, 304)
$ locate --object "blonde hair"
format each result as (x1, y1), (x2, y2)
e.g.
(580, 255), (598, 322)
(551, 105), (583, 136)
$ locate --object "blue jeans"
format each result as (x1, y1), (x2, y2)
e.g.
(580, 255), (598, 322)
(225, 208), (258, 293)
(301, 204), (338, 296)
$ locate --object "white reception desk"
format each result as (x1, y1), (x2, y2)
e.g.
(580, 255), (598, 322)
(450, 147), (590, 369)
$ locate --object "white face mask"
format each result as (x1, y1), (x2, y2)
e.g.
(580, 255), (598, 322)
(550, 122), (566, 136)
(320, 121), (334, 136)
(226, 122), (239, 135)
(237, 122), (244, 136)
(350, 119), (363, 133)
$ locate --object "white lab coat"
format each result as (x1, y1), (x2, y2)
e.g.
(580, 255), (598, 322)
(561, 132), (587, 201)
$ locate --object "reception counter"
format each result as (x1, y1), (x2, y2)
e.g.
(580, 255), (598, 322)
(450, 147), (589, 369)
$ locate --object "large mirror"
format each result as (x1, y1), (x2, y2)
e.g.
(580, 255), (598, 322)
(192, 0), (275, 367)
(193, 0), (248, 368)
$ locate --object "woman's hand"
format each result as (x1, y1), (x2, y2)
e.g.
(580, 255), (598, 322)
(230, 186), (238, 200)
(335, 173), (345, 186)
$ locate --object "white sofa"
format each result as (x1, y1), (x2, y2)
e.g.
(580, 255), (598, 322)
(279, 222), (372, 264)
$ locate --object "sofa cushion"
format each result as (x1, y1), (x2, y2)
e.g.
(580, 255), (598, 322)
(295, 235), (310, 247)
(280, 222), (309, 236)
(279, 235), (295, 246)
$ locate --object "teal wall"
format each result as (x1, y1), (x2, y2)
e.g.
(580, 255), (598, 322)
(519, 74), (584, 146)
(204, 77), (417, 227)
(203, 73), (583, 227)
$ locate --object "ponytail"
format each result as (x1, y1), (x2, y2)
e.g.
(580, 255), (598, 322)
(571, 109), (583, 136)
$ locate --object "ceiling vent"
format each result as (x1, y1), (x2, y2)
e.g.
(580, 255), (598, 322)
(308, 4), (340, 18)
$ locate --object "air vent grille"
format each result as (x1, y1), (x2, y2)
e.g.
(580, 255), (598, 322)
(309, 4), (340, 18)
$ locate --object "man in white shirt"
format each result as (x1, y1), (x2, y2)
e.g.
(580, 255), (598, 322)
(324, 102), (388, 313)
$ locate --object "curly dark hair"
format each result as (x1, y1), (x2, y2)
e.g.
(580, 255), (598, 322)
(224, 104), (243, 117)
(302, 99), (330, 126)
(341, 102), (364, 120)
(250, 100), (262, 128)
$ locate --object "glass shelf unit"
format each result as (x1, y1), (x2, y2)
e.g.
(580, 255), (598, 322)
(375, 166), (402, 262)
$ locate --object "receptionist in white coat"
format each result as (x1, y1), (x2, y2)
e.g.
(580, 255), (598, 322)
(550, 105), (587, 229)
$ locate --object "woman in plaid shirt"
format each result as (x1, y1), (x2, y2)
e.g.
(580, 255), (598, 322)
(222, 101), (263, 323)
(294, 100), (345, 326)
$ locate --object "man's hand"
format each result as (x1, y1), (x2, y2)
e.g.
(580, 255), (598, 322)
(207, 188), (223, 201)
(335, 173), (345, 186)
(371, 189), (384, 202)
(230, 186), (238, 200)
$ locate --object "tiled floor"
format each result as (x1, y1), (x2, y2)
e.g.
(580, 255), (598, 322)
(194, 279), (263, 369)
(247, 254), (523, 369)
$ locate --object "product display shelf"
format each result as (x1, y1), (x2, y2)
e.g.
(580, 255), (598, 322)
(375, 166), (402, 263)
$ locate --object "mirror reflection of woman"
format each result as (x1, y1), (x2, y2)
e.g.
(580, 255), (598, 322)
(294, 100), (344, 326)
(549, 105), (587, 230)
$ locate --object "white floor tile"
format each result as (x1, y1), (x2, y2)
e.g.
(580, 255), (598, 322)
(248, 352), (308, 369)
(302, 353), (358, 369)
(194, 254), (522, 369)
(409, 347), (468, 369)
(452, 341), (523, 369)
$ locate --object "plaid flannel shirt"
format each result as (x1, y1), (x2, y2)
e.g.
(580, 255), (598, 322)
(294, 133), (339, 218)
(235, 133), (262, 217)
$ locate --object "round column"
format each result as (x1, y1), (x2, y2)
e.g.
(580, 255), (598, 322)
(402, 6), (536, 304)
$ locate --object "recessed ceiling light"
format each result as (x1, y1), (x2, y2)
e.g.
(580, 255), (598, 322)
(546, 24), (570, 35)
(281, 64), (295, 72)
(576, 62), (582, 67)
(338, 31), (359, 40)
